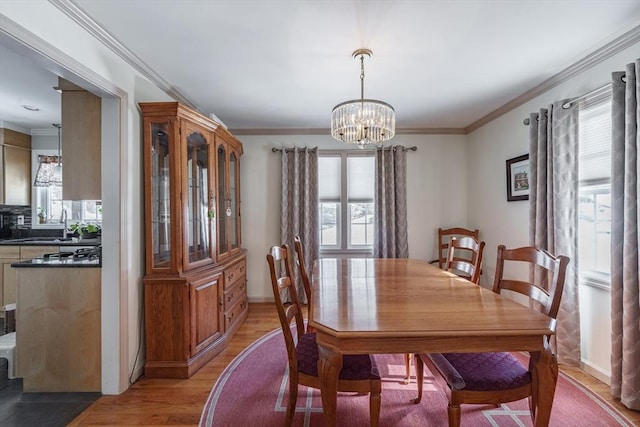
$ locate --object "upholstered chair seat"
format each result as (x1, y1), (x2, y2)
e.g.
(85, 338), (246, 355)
(427, 352), (530, 392)
(297, 333), (380, 380)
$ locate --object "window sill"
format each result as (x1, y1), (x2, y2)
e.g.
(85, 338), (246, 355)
(579, 274), (610, 291)
(320, 248), (373, 258)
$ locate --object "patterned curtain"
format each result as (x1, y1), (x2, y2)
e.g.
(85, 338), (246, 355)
(528, 100), (580, 366)
(281, 147), (319, 303)
(373, 146), (408, 258)
(611, 59), (640, 410)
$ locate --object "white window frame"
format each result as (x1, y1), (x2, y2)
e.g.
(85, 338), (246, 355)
(577, 91), (612, 290)
(31, 149), (102, 230)
(319, 150), (375, 256)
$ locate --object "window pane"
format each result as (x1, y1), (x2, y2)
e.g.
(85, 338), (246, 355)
(579, 101), (612, 182)
(349, 203), (374, 246)
(347, 156), (374, 201)
(319, 157), (341, 200)
(578, 95), (612, 286)
(320, 203), (338, 246)
(579, 187), (610, 275)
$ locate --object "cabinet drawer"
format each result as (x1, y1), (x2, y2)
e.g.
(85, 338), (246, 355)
(224, 295), (247, 331)
(20, 246), (58, 260)
(0, 247), (20, 258)
(224, 259), (246, 290)
(223, 278), (246, 310)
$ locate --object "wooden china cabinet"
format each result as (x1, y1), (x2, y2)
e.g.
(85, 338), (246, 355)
(140, 102), (247, 378)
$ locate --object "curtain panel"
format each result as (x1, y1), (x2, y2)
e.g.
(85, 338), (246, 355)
(610, 58), (640, 410)
(280, 147), (319, 303)
(528, 101), (581, 366)
(373, 145), (408, 258)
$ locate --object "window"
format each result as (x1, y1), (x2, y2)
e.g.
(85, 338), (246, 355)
(318, 152), (375, 253)
(578, 92), (612, 289)
(31, 150), (102, 229)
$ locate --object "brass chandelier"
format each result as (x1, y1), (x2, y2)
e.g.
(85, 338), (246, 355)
(330, 48), (395, 147)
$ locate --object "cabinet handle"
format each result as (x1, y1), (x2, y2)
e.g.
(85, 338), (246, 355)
(218, 297), (223, 306)
(227, 272), (234, 281)
(239, 265), (245, 273)
(227, 293), (233, 302)
(240, 301), (246, 309)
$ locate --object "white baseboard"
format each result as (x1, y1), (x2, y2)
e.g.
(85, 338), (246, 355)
(581, 359), (611, 385)
(248, 296), (274, 303)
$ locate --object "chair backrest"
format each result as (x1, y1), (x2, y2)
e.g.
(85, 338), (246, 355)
(492, 245), (570, 319)
(293, 235), (312, 306)
(266, 244), (305, 369)
(434, 227), (480, 269)
(445, 236), (485, 284)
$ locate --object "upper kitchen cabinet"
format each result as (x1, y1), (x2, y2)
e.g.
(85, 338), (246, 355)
(216, 131), (243, 261)
(56, 78), (101, 201)
(0, 128), (31, 206)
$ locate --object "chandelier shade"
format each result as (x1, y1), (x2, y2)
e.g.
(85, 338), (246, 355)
(330, 49), (395, 147)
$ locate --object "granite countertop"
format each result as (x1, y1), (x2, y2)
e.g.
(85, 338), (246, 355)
(0, 237), (101, 246)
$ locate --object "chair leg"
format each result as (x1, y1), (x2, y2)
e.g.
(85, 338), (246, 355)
(404, 352), (412, 384)
(413, 354), (424, 404)
(447, 403), (461, 427)
(369, 383), (381, 427)
(286, 371), (298, 426)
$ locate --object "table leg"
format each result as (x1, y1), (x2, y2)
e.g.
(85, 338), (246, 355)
(530, 347), (558, 427)
(318, 344), (342, 427)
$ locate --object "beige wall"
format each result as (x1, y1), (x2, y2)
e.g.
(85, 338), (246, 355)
(238, 133), (469, 301)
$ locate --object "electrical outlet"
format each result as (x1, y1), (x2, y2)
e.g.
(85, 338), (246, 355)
(17, 215), (24, 225)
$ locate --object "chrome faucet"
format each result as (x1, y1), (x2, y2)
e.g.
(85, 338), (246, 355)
(60, 209), (68, 239)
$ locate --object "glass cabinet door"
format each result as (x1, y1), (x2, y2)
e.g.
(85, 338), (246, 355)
(150, 122), (171, 269)
(217, 144), (228, 255)
(229, 151), (238, 250)
(185, 129), (212, 266)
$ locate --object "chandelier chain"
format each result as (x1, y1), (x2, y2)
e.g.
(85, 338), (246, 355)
(360, 53), (365, 102)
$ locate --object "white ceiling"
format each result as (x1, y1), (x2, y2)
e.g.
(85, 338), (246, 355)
(1, 0), (640, 134)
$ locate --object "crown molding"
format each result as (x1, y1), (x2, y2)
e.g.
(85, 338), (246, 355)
(230, 127), (467, 136)
(466, 24), (640, 133)
(54, 0), (196, 110)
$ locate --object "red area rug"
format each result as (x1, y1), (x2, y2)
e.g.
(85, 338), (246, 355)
(200, 329), (634, 426)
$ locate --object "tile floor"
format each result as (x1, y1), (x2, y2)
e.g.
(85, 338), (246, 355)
(0, 320), (100, 426)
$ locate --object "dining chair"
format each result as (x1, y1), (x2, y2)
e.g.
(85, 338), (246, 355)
(444, 236), (486, 284)
(404, 234), (485, 383)
(413, 245), (570, 427)
(429, 227), (480, 269)
(293, 235), (314, 332)
(266, 244), (381, 426)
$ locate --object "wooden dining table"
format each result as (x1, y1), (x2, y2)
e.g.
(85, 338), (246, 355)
(308, 258), (558, 427)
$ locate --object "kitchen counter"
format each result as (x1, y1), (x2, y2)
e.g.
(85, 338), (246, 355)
(16, 266), (101, 392)
(0, 237), (101, 246)
(11, 257), (101, 268)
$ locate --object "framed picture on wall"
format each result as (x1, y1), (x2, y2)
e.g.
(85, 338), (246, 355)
(506, 154), (530, 201)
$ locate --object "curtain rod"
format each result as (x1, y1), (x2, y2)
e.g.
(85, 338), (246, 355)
(522, 79), (618, 126)
(271, 146), (417, 152)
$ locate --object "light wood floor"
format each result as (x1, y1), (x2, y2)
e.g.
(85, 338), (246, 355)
(69, 303), (640, 426)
